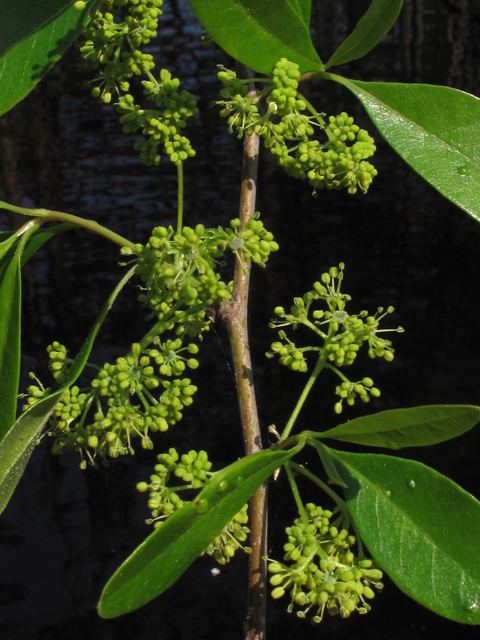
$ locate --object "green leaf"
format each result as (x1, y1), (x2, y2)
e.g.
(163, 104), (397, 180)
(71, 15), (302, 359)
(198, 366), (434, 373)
(310, 439), (347, 487)
(287, 0), (311, 27)
(325, 0), (403, 70)
(0, 2), (93, 116)
(332, 450), (480, 624)
(0, 1), (76, 59)
(187, 0), (323, 75)
(0, 232), (19, 261)
(0, 267), (135, 515)
(314, 405), (480, 449)
(0, 247), (21, 442)
(0, 222), (73, 267)
(327, 75), (480, 222)
(21, 223), (75, 266)
(98, 442), (303, 618)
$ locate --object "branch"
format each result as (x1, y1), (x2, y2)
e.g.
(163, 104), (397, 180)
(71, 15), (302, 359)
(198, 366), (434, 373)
(218, 64), (266, 640)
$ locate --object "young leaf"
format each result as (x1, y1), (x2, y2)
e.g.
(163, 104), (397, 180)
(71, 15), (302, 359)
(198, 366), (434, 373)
(187, 0), (323, 75)
(312, 405), (480, 449)
(331, 450), (480, 624)
(325, 0), (403, 70)
(98, 442), (303, 618)
(0, 251), (21, 442)
(0, 267), (135, 515)
(0, 2), (94, 116)
(326, 75), (480, 222)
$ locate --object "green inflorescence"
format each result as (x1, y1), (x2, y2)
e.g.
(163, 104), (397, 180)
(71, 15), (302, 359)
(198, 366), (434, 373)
(21, 214), (279, 467)
(126, 216), (278, 327)
(216, 58), (378, 195)
(267, 264), (403, 413)
(267, 503), (383, 623)
(78, 0), (198, 166)
(137, 448), (251, 564)
(22, 340), (198, 466)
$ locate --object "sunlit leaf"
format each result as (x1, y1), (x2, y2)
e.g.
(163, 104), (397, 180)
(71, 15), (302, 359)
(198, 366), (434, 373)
(0, 1), (95, 116)
(313, 405), (480, 449)
(327, 75), (480, 222)
(325, 0), (403, 69)
(0, 1), (75, 58)
(98, 442), (303, 618)
(187, 0), (323, 75)
(332, 450), (480, 624)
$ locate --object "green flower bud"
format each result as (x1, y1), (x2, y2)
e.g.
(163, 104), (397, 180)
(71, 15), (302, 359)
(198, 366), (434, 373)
(270, 573), (284, 586)
(271, 586), (285, 599)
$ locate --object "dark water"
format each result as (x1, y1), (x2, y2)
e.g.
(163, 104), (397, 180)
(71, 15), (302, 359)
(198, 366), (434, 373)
(1, 1), (480, 638)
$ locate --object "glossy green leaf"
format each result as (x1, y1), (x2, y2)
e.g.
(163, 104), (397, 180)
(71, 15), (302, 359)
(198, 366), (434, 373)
(328, 75), (480, 222)
(187, 0), (323, 75)
(314, 405), (480, 449)
(0, 247), (22, 442)
(98, 442), (303, 618)
(332, 450), (480, 624)
(325, 0), (403, 70)
(0, 267), (135, 515)
(0, 2), (93, 116)
(0, 1), (75, 59)
(287, 0), (311, 27)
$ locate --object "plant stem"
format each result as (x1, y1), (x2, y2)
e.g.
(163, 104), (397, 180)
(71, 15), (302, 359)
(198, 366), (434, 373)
(281, 353), (327, 440)
(218, 64), (265, 640)
(284, 462), (308, 524)
(0, 200), (137, 250)
(138, 300), (210, 350)
(289, 461), (350, 525)
(177, 162), (184, 233)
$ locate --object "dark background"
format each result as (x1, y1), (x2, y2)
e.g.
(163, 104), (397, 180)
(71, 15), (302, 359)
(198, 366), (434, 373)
(1, 0), (480, 638)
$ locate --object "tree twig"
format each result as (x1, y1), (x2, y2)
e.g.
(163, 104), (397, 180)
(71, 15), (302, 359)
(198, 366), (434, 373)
(218, 64), (266, 640)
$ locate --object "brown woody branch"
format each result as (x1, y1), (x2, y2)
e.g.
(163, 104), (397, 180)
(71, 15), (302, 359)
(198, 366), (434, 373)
(218, 64), (267, 640)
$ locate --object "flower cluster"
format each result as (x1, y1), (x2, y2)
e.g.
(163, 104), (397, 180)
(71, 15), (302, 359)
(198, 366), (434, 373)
(79, 0), (198, 166)
(23, 342), (198, 467)
(216, 58), (378, 195)
(137, 448), (251, 564)
(126, 216), (278, 329)
(80, 0), (163, 102)
(128, 223), (231, 330)
(268, 504), (383, 622)
(267, 265), (403, 412)
(116, 70), (198, 166)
